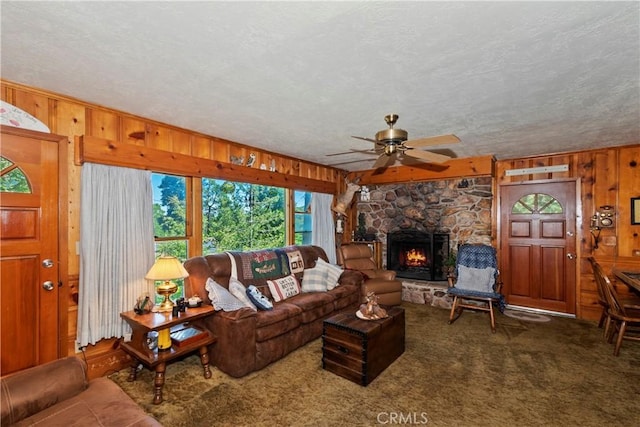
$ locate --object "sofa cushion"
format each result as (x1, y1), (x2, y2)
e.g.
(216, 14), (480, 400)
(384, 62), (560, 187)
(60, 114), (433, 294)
(228, 277), (257, 310)
(205, 278), (246, 312)
(267, 274), (301, 302)
(255, 303), (302, 342)
(328, 284), (359, 310)
(287, 292), (336, 324)
(12, 377), (160, 427)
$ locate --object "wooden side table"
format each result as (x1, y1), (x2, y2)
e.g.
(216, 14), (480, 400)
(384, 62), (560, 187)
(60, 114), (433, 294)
(120, 305), (216, 404)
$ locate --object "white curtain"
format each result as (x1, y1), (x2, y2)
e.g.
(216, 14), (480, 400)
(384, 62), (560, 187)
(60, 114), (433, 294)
(77, 163), (155, 347)
(311, 192), (337, 264)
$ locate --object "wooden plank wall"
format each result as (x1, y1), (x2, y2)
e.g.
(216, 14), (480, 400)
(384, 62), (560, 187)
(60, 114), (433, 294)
(3, 78), (639, 372)
(1, 79), (345, 377)
(495, 147), (640, 321)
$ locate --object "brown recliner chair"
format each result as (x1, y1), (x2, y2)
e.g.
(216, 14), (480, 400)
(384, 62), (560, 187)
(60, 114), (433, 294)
(339, 244), (402, 306)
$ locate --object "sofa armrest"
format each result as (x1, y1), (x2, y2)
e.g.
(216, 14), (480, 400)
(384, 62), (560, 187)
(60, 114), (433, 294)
(1, 357), (88, 425)
(209, 307), (259, 378)
(338, 269), (364, 287)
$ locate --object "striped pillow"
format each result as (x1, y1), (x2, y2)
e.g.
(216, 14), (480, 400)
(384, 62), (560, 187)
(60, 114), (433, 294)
(317, 259), (343, 290)
(301, 265), (328, 292)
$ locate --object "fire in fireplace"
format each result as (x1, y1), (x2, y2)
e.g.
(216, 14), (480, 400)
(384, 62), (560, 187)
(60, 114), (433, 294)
(404, 248), (427, 267)
(387, 230), (449, 281)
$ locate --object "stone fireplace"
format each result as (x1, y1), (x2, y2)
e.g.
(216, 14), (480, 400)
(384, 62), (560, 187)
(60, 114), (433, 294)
(387, 230), (449, 281)
(355, 177), (493, 276)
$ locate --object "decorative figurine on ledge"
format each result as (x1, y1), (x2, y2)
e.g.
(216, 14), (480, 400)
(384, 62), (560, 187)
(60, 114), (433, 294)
(332, 178), (360, 215)
(356, 291), (388, 320)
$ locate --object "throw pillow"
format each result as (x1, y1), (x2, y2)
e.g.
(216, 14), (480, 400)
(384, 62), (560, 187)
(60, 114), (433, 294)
(246, 285), (273, 310)
(456, 264), (496, 292)
(301, 264), (328, 293)
(205, 278), (247, 312)
(317, 258), (343, 290)
(228, 277), (257, 310)
(267, 274), (301, 302)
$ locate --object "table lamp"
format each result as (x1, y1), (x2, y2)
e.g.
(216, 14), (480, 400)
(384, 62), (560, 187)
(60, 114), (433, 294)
(145, 255), (189, 312)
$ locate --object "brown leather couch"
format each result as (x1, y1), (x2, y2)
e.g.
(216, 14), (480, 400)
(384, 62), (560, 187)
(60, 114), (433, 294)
(184, 245), (363, 378)
(339, 243), (403, 306)
(0, 356), (161, 426)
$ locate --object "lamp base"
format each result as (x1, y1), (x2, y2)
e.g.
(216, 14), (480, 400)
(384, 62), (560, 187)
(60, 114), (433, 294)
(156, 280), (178, 312)
(156, 298), (175, 312)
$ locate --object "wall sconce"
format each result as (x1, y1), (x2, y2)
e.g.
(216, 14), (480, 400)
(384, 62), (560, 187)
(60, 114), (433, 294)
(457, 179), (469, 188)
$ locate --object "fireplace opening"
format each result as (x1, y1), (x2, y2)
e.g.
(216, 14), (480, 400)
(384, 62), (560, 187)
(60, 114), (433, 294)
(387, 230), (449, 281)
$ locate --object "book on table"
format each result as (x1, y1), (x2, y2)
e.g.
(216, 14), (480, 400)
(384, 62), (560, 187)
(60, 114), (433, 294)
(169, 324), (208, 347)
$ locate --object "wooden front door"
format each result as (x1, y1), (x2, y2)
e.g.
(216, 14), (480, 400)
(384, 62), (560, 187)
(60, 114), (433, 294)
(1, 127), (63, 375)
(499, 180), (577, 314)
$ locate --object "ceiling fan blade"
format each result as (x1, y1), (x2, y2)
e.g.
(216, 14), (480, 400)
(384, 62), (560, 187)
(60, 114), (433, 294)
(328, 159), (372, 166)
(403, 148), (452, 164)
(325, 149), (378, 157)
(351, 135), (382, 144)
(405, 134), (460, 148)
(373, 152), (396, 169)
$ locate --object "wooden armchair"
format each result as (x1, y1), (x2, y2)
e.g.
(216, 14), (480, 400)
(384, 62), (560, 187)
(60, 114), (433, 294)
(447, 244), (504, 333)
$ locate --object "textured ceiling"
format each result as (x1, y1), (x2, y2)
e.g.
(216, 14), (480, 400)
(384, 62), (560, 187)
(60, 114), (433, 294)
(2, 2), (639, 171)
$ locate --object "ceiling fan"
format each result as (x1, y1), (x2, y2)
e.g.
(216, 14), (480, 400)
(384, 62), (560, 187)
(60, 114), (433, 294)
(344, 114), (460, 168)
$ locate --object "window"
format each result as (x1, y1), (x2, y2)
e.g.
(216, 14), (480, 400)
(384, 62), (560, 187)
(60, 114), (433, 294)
(294, 191), (312, 245)
(201, 178), (286, 252)
(511, 193), (563, 214)
(152, 173), (188, 301)
(0, 156), (31, 193)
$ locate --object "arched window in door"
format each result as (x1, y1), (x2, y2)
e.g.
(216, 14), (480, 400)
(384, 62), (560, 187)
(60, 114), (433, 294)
(0, 156), (31, 193)
(511, 193), (563, 214)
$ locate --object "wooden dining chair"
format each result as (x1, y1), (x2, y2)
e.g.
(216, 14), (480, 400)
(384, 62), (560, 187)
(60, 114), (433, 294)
(589, 257), (640, 341)
(596, 262), (640, 356)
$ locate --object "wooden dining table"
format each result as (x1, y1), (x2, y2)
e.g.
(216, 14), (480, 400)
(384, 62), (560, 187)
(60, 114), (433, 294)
(613, 268), (640, 293)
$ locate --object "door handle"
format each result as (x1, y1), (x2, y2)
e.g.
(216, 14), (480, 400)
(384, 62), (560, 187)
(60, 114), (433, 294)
(42, 281), (54, 291)
(566, 253), (576, 260)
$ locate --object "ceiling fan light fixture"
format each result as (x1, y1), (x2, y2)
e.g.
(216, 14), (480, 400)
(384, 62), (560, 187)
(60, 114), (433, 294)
(384, 144), (398, 155)
(375, 127), (408, 143)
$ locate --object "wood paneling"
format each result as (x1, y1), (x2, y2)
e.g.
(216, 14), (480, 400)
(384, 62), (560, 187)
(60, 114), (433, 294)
(497, 147), (640, 321)
(77, 136), (336, 194)
(348, 155), (495, 185)
(3, 77), (639, 374)
(2, 79), (344, 376)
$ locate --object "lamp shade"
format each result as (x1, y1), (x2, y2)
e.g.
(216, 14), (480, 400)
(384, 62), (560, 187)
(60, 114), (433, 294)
(145, 256), (189, 281)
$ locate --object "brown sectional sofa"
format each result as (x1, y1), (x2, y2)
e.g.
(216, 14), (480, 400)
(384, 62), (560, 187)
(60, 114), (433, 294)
(184, 245), (363, 378)
(0, 356), (161, 426)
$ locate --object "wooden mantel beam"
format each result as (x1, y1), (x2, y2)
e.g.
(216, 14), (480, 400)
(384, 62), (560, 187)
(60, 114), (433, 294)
(346, 155), (495, 185)
(76, 135), (338, 194)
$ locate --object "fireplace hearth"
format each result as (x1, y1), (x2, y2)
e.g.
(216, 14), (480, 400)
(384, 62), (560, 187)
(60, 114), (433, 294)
(387, 230), (449, 281)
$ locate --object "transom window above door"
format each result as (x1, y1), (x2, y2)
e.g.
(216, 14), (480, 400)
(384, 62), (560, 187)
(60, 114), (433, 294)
(511, 193), (563, 214)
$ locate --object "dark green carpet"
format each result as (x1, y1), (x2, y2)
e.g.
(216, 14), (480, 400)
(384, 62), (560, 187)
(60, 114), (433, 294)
(110, 303), (639, 426)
